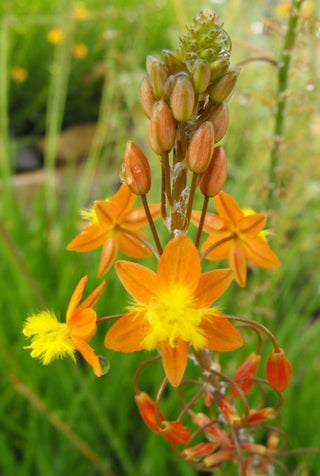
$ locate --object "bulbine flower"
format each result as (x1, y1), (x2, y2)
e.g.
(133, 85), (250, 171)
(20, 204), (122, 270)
(192, 191), (280, 286)
(104, 235), (242, 386)
(23, 276), (105, 376)
(67, 184), (160, 276)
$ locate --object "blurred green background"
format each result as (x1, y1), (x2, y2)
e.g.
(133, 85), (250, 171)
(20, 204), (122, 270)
(0, 0), (319, 475)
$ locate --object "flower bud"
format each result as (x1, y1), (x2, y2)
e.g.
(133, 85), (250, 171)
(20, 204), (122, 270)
(266, 348), (292, 392)
(204, 388), (214, 407)
(200, 146), (227, 197)
(151, 61), (169, 99)
(123, 141), (151, 195)
(191, 59), (211, 93)
(135, 392), (164, 433)
(212, 102), (229, 143)
(149, 100), (177, 154)
(140, 77), (155, 118)
(188, 122), (214, 174)
(209, 70), (239, 103)
(219, 396), (241, 427)
(160, 420), (192, 445)
(230, 352), (261, 397)
(162, 49), (186, 74)
(203, 449), (232, 467)
(170, 73), (196, 122)
(209, 58), (229, 82)
(146, 55), (158, 77)
(247, 407), (278, 424)
(183, 442), (219, 461)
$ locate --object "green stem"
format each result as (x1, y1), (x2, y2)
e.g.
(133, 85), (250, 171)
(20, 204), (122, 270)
(141, 194), (163, 255)
(195, 195), (209, 249)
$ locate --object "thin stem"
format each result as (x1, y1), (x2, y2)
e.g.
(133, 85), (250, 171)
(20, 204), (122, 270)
(177, 385), (206, 422)
(184, 172), (198, 231)
(122, 227), (160, 260)
(141, 194), (163, 255)
(155, 376), (168, 429)
(235, 56), (278, 68)
(97, 314), (124, 323)
(160, 164), (168, 221)
(195, 195), (209, 249)
(132, 355), (161, 394)
(200, 235), (232, 262)
(234, 323), (263, 354)
(230, 427), (246, 476)
(161, 152), (173, 205)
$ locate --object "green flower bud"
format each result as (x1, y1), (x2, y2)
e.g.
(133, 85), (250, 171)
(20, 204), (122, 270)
(191, 59), (211, 94)
(140, 77), (155, 118)
(170, 73), (196, 122)
(162, 49), (187, 75)
(209, 59), (229, 82)
(151, 61), (169, 99)
(209, 70), (239, 103)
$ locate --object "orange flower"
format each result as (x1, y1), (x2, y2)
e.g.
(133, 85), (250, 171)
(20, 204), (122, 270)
(104, 235), (242, 386)
(266, 348), (292, 392)
(67, 184), (160, 276)
(192, 191), (280, 286)
(23, 276), (105, 376)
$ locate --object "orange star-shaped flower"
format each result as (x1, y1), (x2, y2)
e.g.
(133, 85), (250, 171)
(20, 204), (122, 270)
(104, 235), (243, 386)
(192, 191), (280, 286)
(67, 184), (160, 276)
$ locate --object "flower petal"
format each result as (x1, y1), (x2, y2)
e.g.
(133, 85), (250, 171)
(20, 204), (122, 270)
(115, 260), (157, 304)
(194, 269), (234, 308)
(157, 236), (200, 293)
(214, 191), (244, 226)
(69, 308), (97, 341)
(71, 335), (102, 377)
(122, 204), (161, 227)
(160, 338), (189, 387)
(191, 211), (225, 233)
(97, 236), (119, 276)
(238, 214), (267, 237)
(66, 276), (88, 322)
(201, 234), (232, 260)
(199, 313), (243, 351)
(243, 236), (281, 268)
(94, 200), (115, 226)
(118, 230), (151, 258)
(109, 184), (136, 216)
(77, 281), (106, 311)
(67, 224), (108, 251)
(229, 245), (247, 287)
(104, 311), (150, 351)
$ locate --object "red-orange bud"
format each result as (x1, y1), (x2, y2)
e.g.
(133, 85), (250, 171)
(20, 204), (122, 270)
(123, 141), (151, 195)
(170, 73), (195, 122)
(192, 413), (229, 445)
(209, 70), (239, 103)
(188, 121), (215, 173)
(266, 348), (292, 392)
(135, 392), (164, 434)
(183, 442), (219, 461)
(191, 59), (211, 94)
(230, 352), (261, 397)
(149, 100), (177, 154)
(200, 146), (227, 197)
(160, 420), (192, 445)
(219, 396), (241, 427)
(247, 407), (278, 424)
(140, 77), (155, 118)
(203, 449), (233, 468)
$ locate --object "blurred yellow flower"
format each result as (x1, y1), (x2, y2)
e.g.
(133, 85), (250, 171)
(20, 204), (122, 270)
(301, 1), (315, 17)
(47, 28), (65, 45)
(276, 0), (315, 18)
(73, 5), (89, 20)
(11, 66), (28, 83)
(275, 1), (291, 17)
(72, 43), (88, 59)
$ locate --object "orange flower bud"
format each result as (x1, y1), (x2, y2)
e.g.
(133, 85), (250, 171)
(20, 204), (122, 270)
(160, 420), (192, 445)
(230, 352), (261, 397)
(193, 413), (229, 445)
(191, 59), (211, 94)
(146, 55), (158, 77)
(204, 388), (214, 407)
(140, 77), (155, 118)
(212, 102), (229, 143)
(170, 73), (195, 122)
(266, 348), (292, 392)
(123, 141), (151, 195)
(209, 70), (239, 103)
(267, 431), (280, 451)
(149, 100), (177, 154)
(188, 122), (215, 173)
(241, 443), (267, 456)
(135, 392), (164, 433)
(183, 442), (219, 461)
(162, 49), (186, 75)
(209, 59), (229, 82)
(150, 61), (169, 99)
(203, 449), (233, 467)
(200, 146), (227, 197)
(247, 407), (278, 424)
(219, 396), (241, 427)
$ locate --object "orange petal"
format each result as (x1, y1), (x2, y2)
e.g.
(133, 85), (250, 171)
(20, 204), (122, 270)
(160, 420), (192, 444)
(115, 260), (157, 304)
(94, 200), (114, 226)
(238, 214), (267, 237)
(66, 276), (88, 322)
(194, 269), (234, 308)
(191, 210), (225, 233)
(71, 335), (102, 377)
(67, 223), (108, 252)
(135, 392), (165, 433)
(201, 234), (232, 260)
(157, 235), (200, 293)
(214, 191), (244, 226)
(199, 313), (243, 351)
(69, 308), (97, 341)
(229, 245), (247, 287)
(122, 204), (161, 227)
(77, 281), (106, 311)
(243, 236), (281, 268)
(160, 338), (189, 387)
(118, 230), (151, 258)
(109, 184), (136, 216)
(104, 311), (150, 352)
(97, 236), (118, 276)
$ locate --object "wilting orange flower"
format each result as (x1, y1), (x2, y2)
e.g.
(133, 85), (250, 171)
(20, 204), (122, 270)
(192, 191), (280, 286)
(23, 276), (105, 376)
(230, 351), (261, 397)
(67, 184), (160, 276)
(105, 235), (242, 386)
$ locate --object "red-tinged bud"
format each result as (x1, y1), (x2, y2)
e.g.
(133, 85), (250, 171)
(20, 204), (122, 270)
(209, 59), (229, 82)
(230, 352), (261, 397)
(247, 407), (278, 424)
(212, 102), (229, 143)
(209, 70), (239, 103)
(123, 141), (151, 195)
(188, 121), (215, 173)
(204, 388), (214, 407)
(219, 396), (241, 427)
(151, 61), (169, 99)
(203, 449), (233, 467)
(146, 55), (158, 77)
(241, 443), (267, 456)
(200, 146), (227, 197)
(170, 72), (196, 122)
(140, 77), (155, 118)
(191, 59), (211, 94)
(160, 420), (192, 445)
(162, 49), (186, 74)
(149, 100), (177, 154)
(266, 348), (292, 392)
(183, 442), (219, 461)
(193, 413), (230, 445)
(135, 392), (164, 433)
